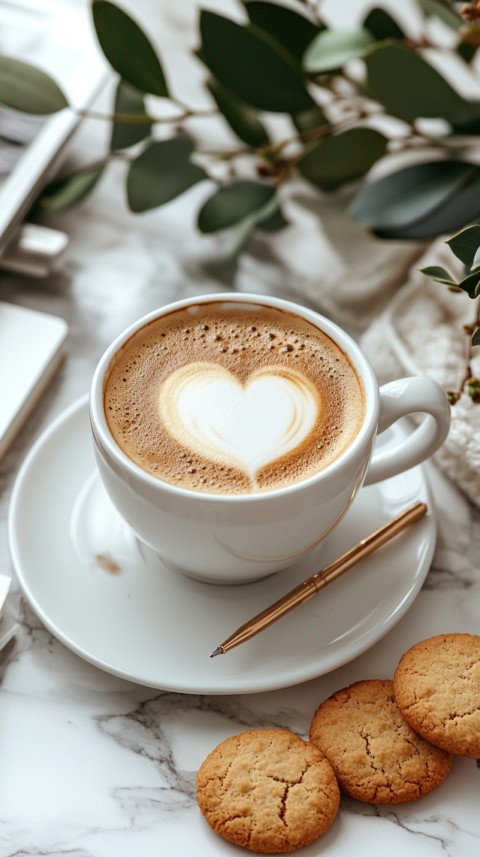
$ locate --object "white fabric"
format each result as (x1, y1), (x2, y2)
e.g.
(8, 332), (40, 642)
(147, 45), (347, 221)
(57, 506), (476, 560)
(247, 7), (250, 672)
(361, 240), (480, 507)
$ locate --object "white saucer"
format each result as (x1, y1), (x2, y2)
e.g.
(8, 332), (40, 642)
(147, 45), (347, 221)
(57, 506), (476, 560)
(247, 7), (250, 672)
(8, 396), (435, 694)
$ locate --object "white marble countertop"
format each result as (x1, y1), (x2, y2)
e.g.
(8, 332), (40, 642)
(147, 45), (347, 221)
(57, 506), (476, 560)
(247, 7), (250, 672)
(0, 2), (479, 855)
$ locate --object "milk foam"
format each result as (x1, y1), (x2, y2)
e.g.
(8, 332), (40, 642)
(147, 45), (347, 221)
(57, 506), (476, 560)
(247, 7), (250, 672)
(103, 302), (365, 494)
(159, 362), (320, 480)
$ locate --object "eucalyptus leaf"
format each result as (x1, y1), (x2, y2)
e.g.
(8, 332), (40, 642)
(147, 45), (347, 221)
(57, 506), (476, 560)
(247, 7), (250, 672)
(292, 104), (328, 134)
(201, 192), (280, 282)
(457, 41), (478, 64)
(370, 170), (480, 239)
(198, 180), (276, 233)
(298, 127), (387, 191)
(457, 269), (480, 298)
(207, 79), (270, 148)
(419, 265), (458, 286)
(0, 56), (68, 114)
(110, 81), (152, 152)
(257, 205), (288, 232)
(472, 327), (480, 346)
(416, 0), (463, 30)
(303, 27), (374, 74)
(199, 11), (315, 114)
(446, 225), (480, 268)
(244, 1), (321, 64)
(350, 160), (479, 231)
(40, 164), (105, 211)
(127, 138), (206, 212)
(363, 8), (405, 40)
(92, 0), (169, 97)
(365, 42), (480, 132)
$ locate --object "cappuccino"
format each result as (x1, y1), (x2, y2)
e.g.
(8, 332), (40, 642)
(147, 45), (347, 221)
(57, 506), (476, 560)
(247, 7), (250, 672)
(103, 302), (364, 494)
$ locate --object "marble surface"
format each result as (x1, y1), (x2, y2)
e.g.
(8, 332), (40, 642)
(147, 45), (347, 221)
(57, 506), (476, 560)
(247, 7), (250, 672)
(0, 1), (479, 855)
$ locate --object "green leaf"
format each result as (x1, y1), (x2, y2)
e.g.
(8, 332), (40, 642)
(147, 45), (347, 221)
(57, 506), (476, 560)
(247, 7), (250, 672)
(201, 192), (281, 282)
(350, 160), (480, 231)
(110, 81), (152, 152)
(416, 0), (463, 30)
(472, 327), (480, 347)
(256, 205), (288, 232)
(244, 1), (321, 63)
(292, 104), (328, 134)
(303, 27), (374, 74)
(457, 40), (478, 64)
(298, 127), (387, 191)
(92, 0), (169, 97)
(446, 225), (480, 268)
(363, 8), (405, 40)
(419, 265), (458, 286)
(368, 170), (480, 239)
(197, 180), (276, 233)
(207, 78), (270, 148)
(0, 56), (68, 114)
(39, 164), (105, 211)
(457, 269), (480, 298)
(365, 42), (480, 132)
(199, 10), (315, 114)
(127, 138), (206, 212)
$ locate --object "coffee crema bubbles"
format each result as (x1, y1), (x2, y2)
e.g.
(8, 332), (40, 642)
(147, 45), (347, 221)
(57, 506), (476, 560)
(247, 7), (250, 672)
(103, 303), (365, 494)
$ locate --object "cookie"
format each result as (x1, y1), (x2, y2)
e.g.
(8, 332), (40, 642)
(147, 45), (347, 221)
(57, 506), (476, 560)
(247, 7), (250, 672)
(309, 679), (453, 804)
(196, 728), (340, 853)
(394, 633), (480, 758)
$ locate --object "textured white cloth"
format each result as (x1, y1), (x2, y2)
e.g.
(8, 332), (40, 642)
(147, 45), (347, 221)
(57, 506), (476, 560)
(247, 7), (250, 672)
(361, 240), (480, 507)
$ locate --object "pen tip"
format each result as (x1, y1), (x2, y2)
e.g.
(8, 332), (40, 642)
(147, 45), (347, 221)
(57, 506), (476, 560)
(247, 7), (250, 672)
(210, 646), (224, 658)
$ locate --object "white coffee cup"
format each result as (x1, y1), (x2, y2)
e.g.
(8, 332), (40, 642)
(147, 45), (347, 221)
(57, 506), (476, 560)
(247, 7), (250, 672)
(90, 293), (450, 584)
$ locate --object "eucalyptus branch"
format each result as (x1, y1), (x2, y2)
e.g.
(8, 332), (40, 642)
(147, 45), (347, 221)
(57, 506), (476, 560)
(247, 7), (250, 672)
(422, 225), (480, 405)
(75, 108), (155, 124)
(200, 110), (377, 184)
(452, 298), (480, 404)
(75, 106), (217, 125)
(262, 116), (372, 184)
(2, 0), (480, 282)
(20, 0), (480, 402)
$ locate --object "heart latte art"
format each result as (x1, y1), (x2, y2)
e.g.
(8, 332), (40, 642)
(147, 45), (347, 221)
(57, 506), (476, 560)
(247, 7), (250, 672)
(158, 362), (320, 480)
(103, 302), (365, 493)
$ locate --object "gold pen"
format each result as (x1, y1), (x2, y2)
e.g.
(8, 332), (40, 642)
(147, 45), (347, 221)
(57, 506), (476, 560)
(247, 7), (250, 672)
(211, 501), (428, 657)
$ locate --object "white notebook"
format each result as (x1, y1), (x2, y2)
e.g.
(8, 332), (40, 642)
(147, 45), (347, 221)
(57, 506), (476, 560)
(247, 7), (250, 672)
(0, 0), (106, 256)
(0, 301), (68, 458)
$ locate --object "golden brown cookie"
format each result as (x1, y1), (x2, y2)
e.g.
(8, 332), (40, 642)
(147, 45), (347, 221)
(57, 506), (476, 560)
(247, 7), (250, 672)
(394, 633), (480, 758)
(196, 728), (340, 853)
(309, 679), (453, 804)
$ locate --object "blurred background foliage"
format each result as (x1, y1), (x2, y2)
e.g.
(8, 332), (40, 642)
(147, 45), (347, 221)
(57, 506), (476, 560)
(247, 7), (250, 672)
(2, 0), (480, 271)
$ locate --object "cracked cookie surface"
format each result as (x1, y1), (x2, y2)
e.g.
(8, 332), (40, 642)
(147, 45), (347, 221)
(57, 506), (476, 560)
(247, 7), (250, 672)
(196, 728), (340, 853)
(394, 633), (480, 757)
(309, 679), (453, 804)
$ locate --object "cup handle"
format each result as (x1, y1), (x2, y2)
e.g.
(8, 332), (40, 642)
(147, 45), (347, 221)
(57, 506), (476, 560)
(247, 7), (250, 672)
(364, 376), (451, 486)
